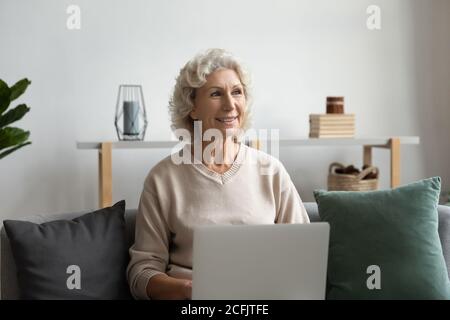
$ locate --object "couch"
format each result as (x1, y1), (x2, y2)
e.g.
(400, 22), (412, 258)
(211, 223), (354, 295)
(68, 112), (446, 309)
(2, 202), (450, 299)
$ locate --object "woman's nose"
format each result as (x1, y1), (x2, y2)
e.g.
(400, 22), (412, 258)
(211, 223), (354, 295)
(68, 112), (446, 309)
(222, 93), (235, 110)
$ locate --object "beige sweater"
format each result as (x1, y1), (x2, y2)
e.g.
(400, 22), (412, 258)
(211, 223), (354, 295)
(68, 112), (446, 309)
(127, 143), (310, 299)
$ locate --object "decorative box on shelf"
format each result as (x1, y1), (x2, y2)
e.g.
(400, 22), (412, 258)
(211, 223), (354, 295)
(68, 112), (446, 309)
(309, 114), (355, 138)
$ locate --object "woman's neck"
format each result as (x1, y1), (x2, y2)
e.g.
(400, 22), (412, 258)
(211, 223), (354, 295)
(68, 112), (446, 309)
(192, 137), (240, 174)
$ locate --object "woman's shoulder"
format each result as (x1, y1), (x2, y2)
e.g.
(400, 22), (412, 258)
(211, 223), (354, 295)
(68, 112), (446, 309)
(143, 150), (187, 187)
(242, 143), (286, 173)
(242, 144), (295, 193)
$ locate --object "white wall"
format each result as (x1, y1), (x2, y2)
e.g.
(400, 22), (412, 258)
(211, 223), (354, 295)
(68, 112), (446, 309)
(1, 0), (449, 219)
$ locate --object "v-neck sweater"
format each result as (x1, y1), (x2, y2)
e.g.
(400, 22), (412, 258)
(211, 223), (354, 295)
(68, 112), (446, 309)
(127, 143), (310, 299)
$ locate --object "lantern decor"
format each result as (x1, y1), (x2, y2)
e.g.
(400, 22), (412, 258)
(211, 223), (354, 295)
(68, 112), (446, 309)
(114, 85), (148, 141)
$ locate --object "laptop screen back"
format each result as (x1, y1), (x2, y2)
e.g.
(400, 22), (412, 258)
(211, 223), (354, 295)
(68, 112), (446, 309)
(192, 222), (330, 300)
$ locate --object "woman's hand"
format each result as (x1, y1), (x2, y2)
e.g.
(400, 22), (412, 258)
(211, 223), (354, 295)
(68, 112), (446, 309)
(182, 279), (192, 300)
(146, 274), (192, 300)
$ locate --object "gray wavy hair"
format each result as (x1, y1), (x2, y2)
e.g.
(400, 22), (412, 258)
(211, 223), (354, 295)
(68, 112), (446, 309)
(169, 48), (253, 135)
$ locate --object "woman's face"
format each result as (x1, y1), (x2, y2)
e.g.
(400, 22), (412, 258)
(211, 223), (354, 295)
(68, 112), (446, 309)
(190, 68), (246, 138)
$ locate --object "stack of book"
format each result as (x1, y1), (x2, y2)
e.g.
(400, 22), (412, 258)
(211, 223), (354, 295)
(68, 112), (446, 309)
(309, 114), (355, 138)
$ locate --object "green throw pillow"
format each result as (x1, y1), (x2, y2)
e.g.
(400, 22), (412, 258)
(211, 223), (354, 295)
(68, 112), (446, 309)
(314, 177), (450, 299)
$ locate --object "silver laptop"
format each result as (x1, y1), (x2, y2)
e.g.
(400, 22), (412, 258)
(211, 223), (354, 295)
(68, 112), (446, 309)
(192, 222), (330, 300)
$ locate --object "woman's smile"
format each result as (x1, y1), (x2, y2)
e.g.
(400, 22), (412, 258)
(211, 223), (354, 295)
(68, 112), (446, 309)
(215, 116), (238, 127)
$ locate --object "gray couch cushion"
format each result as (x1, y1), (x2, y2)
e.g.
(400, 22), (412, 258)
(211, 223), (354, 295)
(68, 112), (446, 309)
(2, 200), (131, 300)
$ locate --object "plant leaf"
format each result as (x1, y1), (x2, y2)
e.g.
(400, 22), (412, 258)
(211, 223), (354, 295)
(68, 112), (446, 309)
(0, 127), (30, 150)
(10, 78), (31, 101)
(0, 79), (11, 115)
(0, 141), (31, 160)
(0, 104), (30, 129)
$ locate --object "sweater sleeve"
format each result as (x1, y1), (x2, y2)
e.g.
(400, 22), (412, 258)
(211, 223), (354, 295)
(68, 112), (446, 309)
(275, 165), (310, 224)
(275, 181), (310, 224)
(126, 186), (170, 300)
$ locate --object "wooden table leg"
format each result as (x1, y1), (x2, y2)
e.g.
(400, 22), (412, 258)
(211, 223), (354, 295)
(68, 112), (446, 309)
(363, 146), (372, 166)
(250, 139), (261, 150)
(99, 142), (112, 208)
(390, 138), (400, 188)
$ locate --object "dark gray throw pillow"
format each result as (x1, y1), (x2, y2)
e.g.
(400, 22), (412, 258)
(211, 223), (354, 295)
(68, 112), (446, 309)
(3, 200), (131, 300)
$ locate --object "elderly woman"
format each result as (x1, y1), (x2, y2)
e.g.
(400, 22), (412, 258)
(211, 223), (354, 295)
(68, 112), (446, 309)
(127, 48), (310, 300)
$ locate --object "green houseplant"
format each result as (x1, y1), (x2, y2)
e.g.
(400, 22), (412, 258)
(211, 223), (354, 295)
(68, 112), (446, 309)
(0, 78), (31, 159)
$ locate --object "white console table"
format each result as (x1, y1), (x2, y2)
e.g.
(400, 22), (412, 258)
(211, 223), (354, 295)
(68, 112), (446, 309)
(77, 137), (420, 208)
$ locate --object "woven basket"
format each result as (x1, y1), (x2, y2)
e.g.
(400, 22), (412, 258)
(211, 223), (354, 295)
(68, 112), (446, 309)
(327, 162), (379, 191)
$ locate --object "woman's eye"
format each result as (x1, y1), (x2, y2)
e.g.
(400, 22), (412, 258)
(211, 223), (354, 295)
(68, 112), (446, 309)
(232, 89), (242, 95)
(210, 91), (221, 97)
